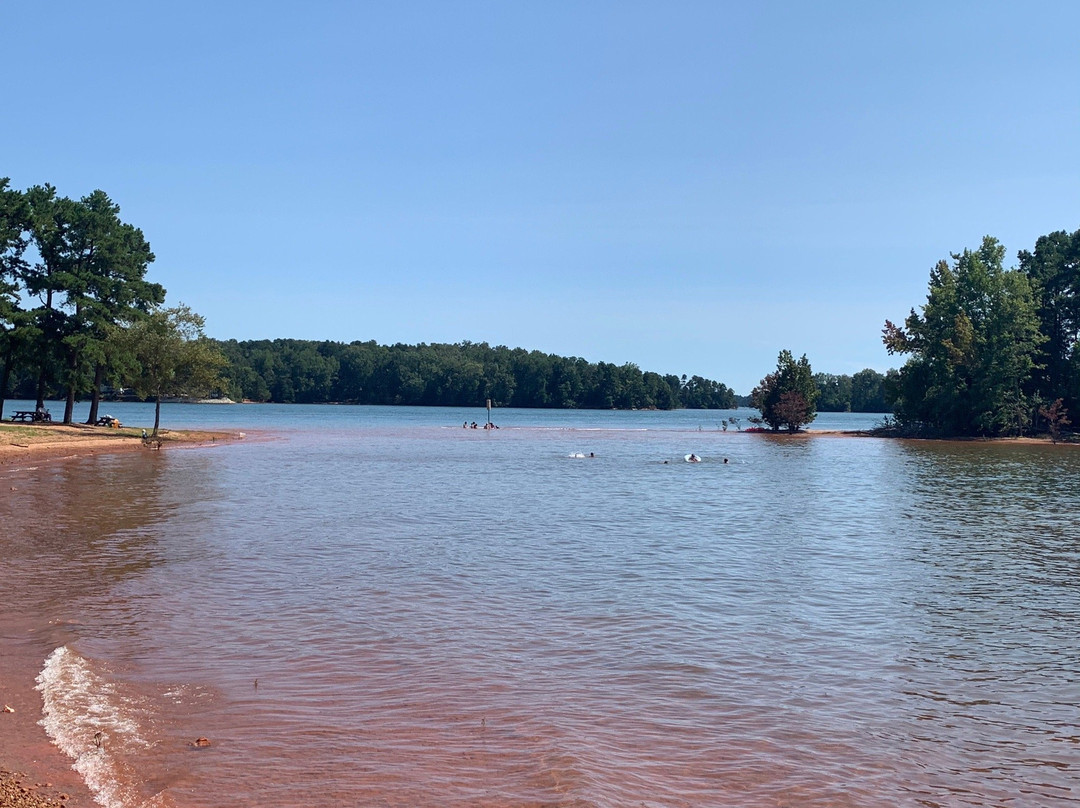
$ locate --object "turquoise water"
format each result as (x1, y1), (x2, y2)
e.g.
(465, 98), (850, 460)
(3, 405), (1078, 807)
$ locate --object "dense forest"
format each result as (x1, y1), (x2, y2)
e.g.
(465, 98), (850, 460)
(884, 230), (1079, 437)
(812, 369), (894, 413)
(734, 369), (895, 413)
(213, 338), (737, 409)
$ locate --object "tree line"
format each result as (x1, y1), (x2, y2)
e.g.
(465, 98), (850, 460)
(213, 338), (738, 410)
(884, 229), (1079, 437)
(813, 369), (893, 413)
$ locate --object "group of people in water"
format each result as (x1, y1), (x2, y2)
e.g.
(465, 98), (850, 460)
(570, 452), (729, 464)
(661, 454), (729, 464)
(458, 418), (728, 464)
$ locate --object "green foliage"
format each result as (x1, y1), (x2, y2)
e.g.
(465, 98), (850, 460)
(884, 236), (1045, 436)
(215, 339), (736, 410)
(0, 179), (29, 294)
(751, 350), (818, 431)
(1017, 227), (1080, 417)
(852, 368), (894, 412)
(0, 179), (31, 417)
(12, 183), (163, 421)
(812, 369), (893, 413)
(119, 305), (226, 434)
(813, 373), (852, 412)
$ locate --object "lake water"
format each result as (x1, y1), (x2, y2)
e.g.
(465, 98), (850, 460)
(2, 403), (1079, 807)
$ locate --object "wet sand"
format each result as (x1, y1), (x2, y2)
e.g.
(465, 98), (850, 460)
(1, 422), (247, 806)
(801, 428), (1069, 445)
(1, 646), (94, 808)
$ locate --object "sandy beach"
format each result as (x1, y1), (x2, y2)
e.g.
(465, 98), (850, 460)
(0, 422), (245, 466)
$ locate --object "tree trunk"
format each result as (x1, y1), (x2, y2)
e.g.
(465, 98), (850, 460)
(0, 341), (11, 421)
(86, 363), (104, 424)
(36, 289), (54, 411)
(35, 367), (47, 410)
(62, 348), (77, 423)
(153, 395), (161, 436)
(64, 383), (76, 424)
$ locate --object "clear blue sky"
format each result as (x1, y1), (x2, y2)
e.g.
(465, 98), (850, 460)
(5, 2), (1078, 394)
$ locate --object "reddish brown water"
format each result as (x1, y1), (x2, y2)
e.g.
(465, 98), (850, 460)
(3, 411), (1079, 807)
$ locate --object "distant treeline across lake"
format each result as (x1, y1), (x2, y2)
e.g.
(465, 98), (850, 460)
(5, 335), (895, 413)
(207, 338), (892, 413)
(213, 339), (737, 409)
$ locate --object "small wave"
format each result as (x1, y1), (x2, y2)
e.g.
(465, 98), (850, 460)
(36, 646), (171, 808)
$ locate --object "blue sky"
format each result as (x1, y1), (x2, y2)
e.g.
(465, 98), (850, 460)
(5, 2), (1078, 394)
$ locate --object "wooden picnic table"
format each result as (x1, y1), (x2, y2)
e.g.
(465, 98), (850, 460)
(10, 410), (52, 423)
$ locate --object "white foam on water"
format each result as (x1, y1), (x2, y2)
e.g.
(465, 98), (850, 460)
(36, 646), (172, 808)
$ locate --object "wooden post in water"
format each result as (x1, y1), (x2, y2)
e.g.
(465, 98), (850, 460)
(486, 398), (492, 425)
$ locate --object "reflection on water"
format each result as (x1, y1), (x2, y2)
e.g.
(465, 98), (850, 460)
(3, 415), (1080, 807)
(3, 453), (173, 621)
(2, 451), (224, 807)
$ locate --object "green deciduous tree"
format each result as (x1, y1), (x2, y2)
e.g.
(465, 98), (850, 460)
(812, 369), (892, 413)
(850, 368), (891, 413)
(813, 373), (853, 412)
(883, 236), (1044, 436)
(120, 305), (226, 435)
(751, 350), (818, 431)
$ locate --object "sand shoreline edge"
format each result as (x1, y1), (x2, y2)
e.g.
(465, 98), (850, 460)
(0, 423), (250, 465)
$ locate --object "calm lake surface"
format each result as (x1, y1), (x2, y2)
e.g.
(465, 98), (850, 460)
(2, 404), (1079, 807)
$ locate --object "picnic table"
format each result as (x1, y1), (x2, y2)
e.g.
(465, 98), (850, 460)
(10, 410), (52, 423)
(95, 416), (121, 427)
